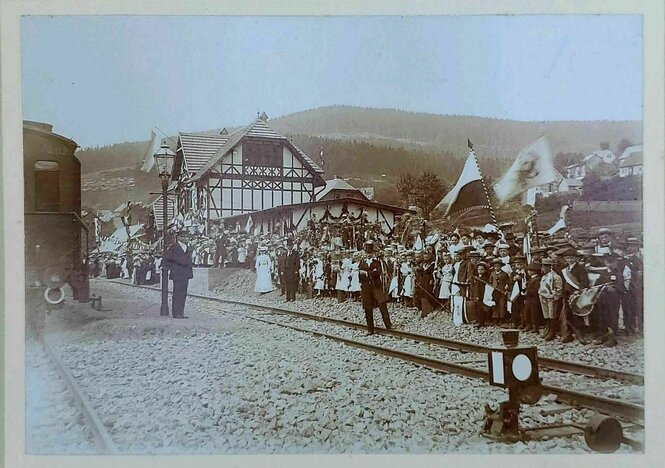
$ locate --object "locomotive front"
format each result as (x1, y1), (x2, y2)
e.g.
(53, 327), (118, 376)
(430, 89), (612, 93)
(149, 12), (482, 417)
(24, 121), (88, 309)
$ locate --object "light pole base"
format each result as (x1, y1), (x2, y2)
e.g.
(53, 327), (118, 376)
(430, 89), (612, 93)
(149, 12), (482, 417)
(160, 267), (170, 316)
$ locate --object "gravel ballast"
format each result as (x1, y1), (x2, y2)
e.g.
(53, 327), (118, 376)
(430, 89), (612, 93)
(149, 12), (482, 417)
(25, 338), (97, 454)
(41, 280), (643, 454)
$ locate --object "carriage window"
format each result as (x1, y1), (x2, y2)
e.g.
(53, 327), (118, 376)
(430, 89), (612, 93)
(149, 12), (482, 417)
(34, 160), (60, 211)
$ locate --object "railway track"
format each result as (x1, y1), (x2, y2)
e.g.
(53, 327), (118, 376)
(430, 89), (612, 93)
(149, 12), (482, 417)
(39, 332), (117, 454)
(116, 281), (644, 425)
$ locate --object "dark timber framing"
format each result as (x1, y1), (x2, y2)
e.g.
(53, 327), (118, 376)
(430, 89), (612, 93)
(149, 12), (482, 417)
(173, 116), (325, 227)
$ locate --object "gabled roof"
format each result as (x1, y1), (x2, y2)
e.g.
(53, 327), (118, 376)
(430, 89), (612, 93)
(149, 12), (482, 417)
(619, 145), (643, 160)
(245, 118), (283, 139)
(288, 141), (325, 176)
(149, 195), (176, 230)
(315, 178), (369, 201)
(620, 151), (643, 168)
(179, 132), (230, 176)
(582, 149), (616, 163)
(192, 117), (324, 181)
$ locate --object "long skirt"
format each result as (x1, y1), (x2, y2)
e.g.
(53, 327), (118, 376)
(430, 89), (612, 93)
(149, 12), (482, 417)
(255, 265), (274, 293)
(438, 276), (452, 299)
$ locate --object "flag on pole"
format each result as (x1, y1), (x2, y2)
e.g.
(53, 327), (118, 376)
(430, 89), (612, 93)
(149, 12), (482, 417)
(523, 230), (532, 264)
(245, 215), (254, 233)
(546, 205), (569, 235)
(140, 128), (160, 173)
(435, 144), (492, 217)
(522, 187), (538, 207)
(494, 136), (561, 205)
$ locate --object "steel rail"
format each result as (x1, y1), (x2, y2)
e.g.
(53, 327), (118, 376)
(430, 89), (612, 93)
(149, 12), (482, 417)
(211, 302), (645, 425)
(161, 285), (643, 385)
(40, 333), (118, 454)
(113, 281), (644, 424)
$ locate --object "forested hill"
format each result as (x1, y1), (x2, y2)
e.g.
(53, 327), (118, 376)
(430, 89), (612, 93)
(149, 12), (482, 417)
(269, 106), (642, 158)
(77, 105), (642, 175)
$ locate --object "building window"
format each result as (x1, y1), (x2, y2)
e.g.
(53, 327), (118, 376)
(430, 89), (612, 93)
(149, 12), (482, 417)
(243, 140), (282, 167)
(34, 160), (60, 211)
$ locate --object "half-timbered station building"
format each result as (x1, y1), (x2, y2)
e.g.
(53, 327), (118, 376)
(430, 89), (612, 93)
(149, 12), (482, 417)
(171, 113), (325, 225)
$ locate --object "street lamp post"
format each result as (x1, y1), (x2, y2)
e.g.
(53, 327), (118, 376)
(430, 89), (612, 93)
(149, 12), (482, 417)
(154, 142), (176, 316)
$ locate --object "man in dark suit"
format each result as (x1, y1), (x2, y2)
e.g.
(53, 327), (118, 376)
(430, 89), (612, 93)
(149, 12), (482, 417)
(276, 245), (287, 296)
(359, 240), (392, 334)
(593, 252), (625, 346)
(213, 232), (227, 268)
(284, 240), (300, 302)
(163, 233), (193, 318)
(456, 246), (476, 300)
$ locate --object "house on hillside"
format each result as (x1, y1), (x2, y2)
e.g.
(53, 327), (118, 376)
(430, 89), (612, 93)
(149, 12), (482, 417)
(618, 145), (643, 177)
(171, 113), (326, 223)
(565, 144), (617, 180)
(557, 178), (584, 193)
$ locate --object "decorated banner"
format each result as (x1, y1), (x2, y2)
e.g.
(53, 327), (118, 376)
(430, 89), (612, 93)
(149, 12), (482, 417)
(435, 141), (492, 218)
(494, 135), (561, 204)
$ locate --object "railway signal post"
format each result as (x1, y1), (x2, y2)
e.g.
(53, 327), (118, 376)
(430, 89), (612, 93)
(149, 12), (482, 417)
(484, 330), (543, 439)
(153, 143), (176, 317)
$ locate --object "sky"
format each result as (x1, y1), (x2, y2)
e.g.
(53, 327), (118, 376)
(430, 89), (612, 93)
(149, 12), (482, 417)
(21, 15), (642, 148)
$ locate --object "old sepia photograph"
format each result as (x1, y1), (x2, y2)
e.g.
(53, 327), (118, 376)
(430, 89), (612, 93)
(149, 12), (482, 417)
(3, 2), (664, 465)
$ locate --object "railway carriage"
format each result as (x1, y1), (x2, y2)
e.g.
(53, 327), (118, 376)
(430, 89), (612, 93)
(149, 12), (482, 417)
(24, 120), (89, 310)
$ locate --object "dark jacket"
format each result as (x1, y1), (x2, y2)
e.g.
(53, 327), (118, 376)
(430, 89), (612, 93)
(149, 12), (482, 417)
(524, 275), (542, 303)
(490, 269), (510, 293)
(164, 242), (193, 281)
(359, 258), (388, 309)
(469, 272), (488, 301)
(284, 249), (300, 277)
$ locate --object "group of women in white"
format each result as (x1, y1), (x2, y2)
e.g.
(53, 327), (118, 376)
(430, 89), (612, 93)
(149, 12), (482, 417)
(386, 253), (456, 303)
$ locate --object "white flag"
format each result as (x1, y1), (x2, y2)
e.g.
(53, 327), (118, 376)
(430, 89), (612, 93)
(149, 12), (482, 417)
(523, 231), (532, 264)
(522, 187), (538, 207)
(494, 136), (561, 204)
(546, 205), (569, 235)
(245, 215), (254, 233)
(140, 129), (160, 173)
(482, 284), (496, 307)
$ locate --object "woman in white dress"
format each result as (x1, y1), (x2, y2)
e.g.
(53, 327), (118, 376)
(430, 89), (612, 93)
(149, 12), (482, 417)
(400, 254), (415, 306)
(237, 245), (247, 267)
(338, 253), (352, 293)
(313, 253), (325, 295)
(389, 255), (401, 300)
(254, 246), (274, 294)
(438, 254), (455, 301)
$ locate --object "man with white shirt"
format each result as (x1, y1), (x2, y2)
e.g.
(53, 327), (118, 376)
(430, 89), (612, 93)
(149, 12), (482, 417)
(496, 243), (512, 275)
(358, 240), (392, 334)
(594, 227), (614, 254)
(163, 232), (193, 319)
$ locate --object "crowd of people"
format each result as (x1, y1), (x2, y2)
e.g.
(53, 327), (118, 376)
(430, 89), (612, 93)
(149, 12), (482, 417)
(214, 216), (642, 346)
(89, 213), (643, 347)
